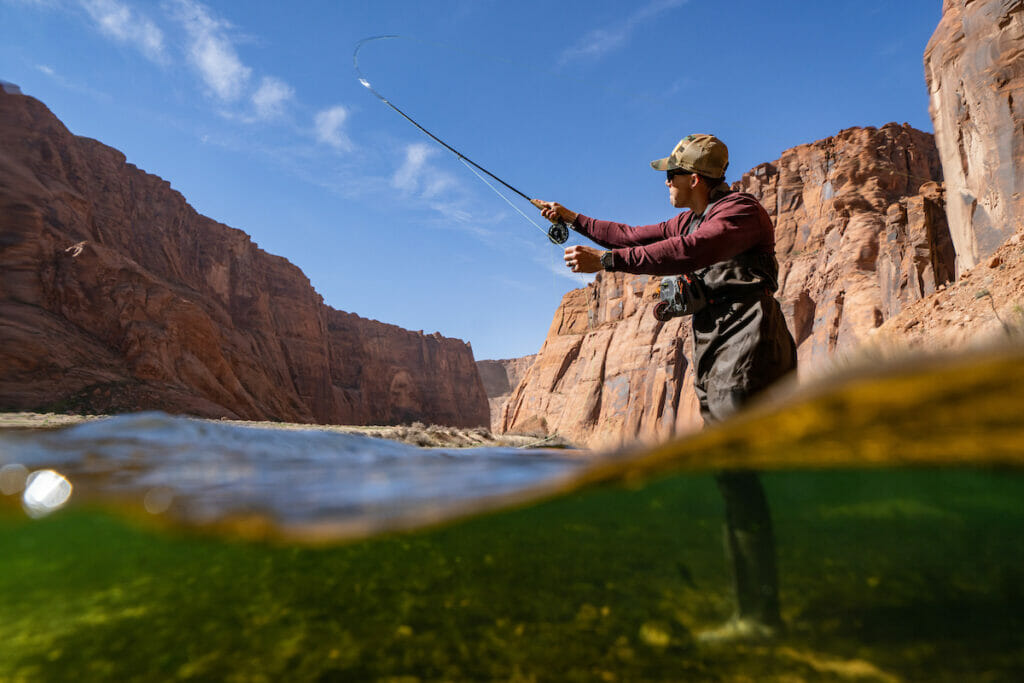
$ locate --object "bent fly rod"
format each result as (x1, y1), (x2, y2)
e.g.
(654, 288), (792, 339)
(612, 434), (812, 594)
(353, 35), (570, 245)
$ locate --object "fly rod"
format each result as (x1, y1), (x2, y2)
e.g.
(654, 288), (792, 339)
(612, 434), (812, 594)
(353, 35), (570, 245)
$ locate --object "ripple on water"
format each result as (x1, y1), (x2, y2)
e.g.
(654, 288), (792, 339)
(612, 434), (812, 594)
(0, 412), (587, 541)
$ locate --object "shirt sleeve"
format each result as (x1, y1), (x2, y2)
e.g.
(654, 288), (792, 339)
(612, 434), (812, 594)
(609, 196), (771, 275)
(573, 213), (690, 250)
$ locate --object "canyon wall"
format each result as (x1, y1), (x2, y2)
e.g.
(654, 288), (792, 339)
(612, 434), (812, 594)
(499, 274), (700, 449)
(925, 0), (1024, 274)
(744, 124), (949, 372)
(477, 355), (536, 432)
(0, 89), (489, 427)
(500, 124), (952, 448)
(501, 0), (1024, 448)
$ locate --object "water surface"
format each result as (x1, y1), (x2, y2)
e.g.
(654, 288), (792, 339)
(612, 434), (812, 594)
(2, 346), (1023, 681)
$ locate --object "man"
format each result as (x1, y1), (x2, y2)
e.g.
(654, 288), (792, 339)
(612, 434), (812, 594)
(537, 134), (797, 643)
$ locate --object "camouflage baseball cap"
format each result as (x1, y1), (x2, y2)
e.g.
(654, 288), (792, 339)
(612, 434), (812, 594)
(650, 134), (729, 178)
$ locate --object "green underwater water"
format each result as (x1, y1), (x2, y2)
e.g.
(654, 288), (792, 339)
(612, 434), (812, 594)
(2, 467), (1023, 682)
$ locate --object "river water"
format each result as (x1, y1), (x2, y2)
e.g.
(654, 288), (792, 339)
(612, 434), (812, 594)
(1, 347), (1023, 681)
(0, 412), (586, 542)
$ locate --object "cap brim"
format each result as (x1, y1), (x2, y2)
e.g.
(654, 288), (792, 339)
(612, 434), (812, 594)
(650, 157), (674, 171)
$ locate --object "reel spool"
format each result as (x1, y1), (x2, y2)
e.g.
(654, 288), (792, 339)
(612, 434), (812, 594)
(547, 221), (569, 245)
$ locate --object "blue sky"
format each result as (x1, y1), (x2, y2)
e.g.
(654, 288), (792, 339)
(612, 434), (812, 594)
(1, 0), (941, 361)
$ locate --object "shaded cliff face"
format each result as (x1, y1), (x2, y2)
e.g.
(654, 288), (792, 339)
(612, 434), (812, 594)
(925, 0), (1024, 273)
(0, 90), (489, 428)
(476, 355), (536, 432)
(327, 312), (489, 427)
(501, 124), (950, 448)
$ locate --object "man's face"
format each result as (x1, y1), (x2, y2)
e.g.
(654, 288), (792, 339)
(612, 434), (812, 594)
(666, 168), (696, 209)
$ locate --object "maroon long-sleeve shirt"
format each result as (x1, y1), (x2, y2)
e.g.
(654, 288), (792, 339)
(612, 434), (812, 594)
(573, 192), (776, 276)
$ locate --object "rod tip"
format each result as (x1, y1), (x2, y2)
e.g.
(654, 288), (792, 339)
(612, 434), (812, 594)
(358, 78), (371, 89)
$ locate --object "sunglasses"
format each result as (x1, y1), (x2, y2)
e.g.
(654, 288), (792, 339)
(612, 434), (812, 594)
(666, 168), (694, 181)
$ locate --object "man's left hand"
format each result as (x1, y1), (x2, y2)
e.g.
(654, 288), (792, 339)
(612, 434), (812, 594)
(564, 245), (603, 273)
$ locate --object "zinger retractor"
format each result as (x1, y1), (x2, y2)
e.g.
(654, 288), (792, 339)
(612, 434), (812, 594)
(354, 35), (571, 247)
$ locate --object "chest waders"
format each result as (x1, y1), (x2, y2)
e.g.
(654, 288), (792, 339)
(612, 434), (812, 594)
(666, 193), (793, 641)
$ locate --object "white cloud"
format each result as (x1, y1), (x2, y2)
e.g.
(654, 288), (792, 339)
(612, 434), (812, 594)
(314, 105), (353, 151)
(421, 174), (456, 199)
(251, 76), (293, 120)
(79, 0), (166, 63)
(26, 0), (307, 128)
(31, 60), (113, 101)
(392, 143), (435, 190)
(560, 0), (687, 64)
(427, 201), (474, 225)
(171, 0), (251, 101)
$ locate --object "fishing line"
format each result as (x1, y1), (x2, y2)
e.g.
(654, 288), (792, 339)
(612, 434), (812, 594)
(457, 158), (553, 239)
(353, 35), (570, 245)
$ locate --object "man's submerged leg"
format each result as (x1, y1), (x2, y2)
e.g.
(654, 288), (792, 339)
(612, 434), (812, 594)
(699, 470), (782, 644)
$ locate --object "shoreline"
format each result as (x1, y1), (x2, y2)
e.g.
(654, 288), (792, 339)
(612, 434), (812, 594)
(0, 411), (576, 450)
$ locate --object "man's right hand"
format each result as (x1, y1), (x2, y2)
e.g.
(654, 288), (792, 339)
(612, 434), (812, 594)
(531, 199), (578, 225)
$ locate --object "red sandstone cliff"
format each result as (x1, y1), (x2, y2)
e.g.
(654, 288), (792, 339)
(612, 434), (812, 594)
(499, 272), (698, 448)
(477, 355), (536, 432)
(0, 89), (489, 427)
(500, 124), (951, 448)
(498, 1), (1024, 447)
(744, 124), (949, 372)
(502, 0), (1024, 449)
(925, 0), (1024, 273)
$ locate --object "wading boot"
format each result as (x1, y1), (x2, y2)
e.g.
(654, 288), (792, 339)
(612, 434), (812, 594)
(696, 616), (781, 645)
(698, 525), (783, 645)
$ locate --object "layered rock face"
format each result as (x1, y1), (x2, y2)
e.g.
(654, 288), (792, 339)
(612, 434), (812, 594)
(925, 0), (1024, 274)
(745, 124), (949, 372)
(327, 312), (488, 426)
(499, 275), (700, 449)
(501, 124), (951, 447)
(477, 355), (535, 432)
(0, 90), (489, 427)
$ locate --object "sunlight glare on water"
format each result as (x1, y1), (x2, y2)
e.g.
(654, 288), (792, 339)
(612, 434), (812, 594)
(21, 469), (72, 518)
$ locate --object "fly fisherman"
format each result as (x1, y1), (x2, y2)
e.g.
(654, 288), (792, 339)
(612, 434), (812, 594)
(537, 134), (797, 644)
